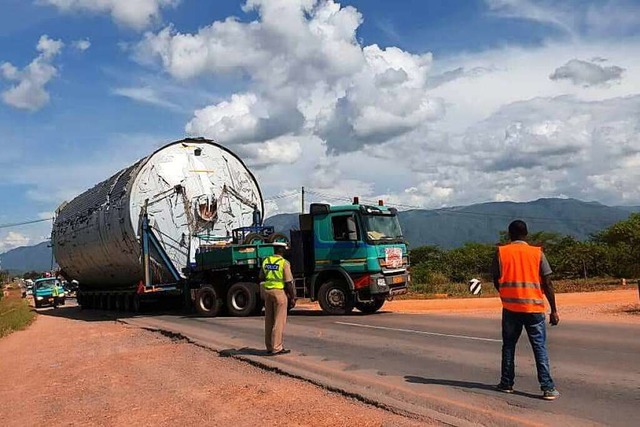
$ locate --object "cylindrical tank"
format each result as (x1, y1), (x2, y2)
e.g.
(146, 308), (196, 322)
(52, 138), (263, 289)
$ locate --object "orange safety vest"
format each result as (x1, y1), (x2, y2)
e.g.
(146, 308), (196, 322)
(498, 243), (545, 313)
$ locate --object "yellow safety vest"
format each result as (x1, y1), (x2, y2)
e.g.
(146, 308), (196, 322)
(52, 285), (60, 297)
(262, 256), (286, 290)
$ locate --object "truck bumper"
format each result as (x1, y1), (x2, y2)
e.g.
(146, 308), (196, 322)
(369, 271), (409, 297)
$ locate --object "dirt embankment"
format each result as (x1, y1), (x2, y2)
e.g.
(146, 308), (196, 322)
(0, 310), (422, 427)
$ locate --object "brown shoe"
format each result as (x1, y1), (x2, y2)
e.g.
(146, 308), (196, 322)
(267, 349), (291, 356)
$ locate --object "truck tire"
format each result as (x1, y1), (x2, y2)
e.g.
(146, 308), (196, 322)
(123, 294), (131, 312)
(243, 233), (265, 245)
(132, 294), (141, 313)
(226, 282), (258, 317)
(318, 281), (354, 315)
(267, 233), (289, 244)
(355, 297), (385, 314)
(34, 300), (41, 309)
(195, 286), (223, 317)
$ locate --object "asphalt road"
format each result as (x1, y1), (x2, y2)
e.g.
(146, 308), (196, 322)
(103, 307), (638, 426)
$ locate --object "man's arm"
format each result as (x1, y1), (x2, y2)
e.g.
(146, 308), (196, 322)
(541, 275), (559, 325)
(539, 252), (559, 325)
(491, 250), (501, 292)
(283, 261), (296, 301)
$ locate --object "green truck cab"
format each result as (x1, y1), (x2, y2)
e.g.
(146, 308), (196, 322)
(289, 202), (409, 315)
(33, 277), (66, 308)
(189, 201), (409, 317)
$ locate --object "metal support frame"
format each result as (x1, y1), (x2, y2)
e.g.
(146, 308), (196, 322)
(141, 202), (182, 291)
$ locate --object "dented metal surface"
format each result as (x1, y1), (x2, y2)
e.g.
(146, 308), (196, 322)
(52, 138), (263, 288)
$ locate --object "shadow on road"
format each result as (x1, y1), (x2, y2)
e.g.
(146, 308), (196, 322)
(219, 347), (271, 357)
(404, 376), (540, 399)
(35, 300), (393, 323)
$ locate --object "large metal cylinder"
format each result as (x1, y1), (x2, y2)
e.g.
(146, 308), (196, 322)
(52, 138), (263, 288)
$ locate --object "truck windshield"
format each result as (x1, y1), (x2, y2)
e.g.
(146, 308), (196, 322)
(362, 214), (403, 243)
(36, 279), (57, 289)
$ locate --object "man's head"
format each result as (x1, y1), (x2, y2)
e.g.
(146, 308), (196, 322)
(508, 220), (528, 241)
(273, 242), (288, 256)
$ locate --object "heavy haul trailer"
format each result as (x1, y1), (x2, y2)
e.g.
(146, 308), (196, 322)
(188, 200), (411, 317)
(54, 138), (409, 315)
(53, 138), (266, 312)
(74, 193), (412, 316)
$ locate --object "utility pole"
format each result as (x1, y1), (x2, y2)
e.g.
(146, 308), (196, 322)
(301, 186), (305, 213)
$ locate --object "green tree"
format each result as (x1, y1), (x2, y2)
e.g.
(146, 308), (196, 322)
(593, 213), (640, 278)
(443, 242), (496, 282)
(22, 271), (41, 280)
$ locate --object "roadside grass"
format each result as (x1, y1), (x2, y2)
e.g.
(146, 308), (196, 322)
(401, 277), (631, 300)
(0, 285), (36, 338)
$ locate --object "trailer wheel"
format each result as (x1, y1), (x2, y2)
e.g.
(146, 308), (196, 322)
(227, 282), (258, 317)
(132, 294), (141, 313)
(355, 297), (385, 314)
(195, 286), (223, 317)
(318, 280), (354, 315)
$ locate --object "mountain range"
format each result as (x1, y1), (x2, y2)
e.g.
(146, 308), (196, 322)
(265, 198), (639, 248)
(1, 198), (638, 274)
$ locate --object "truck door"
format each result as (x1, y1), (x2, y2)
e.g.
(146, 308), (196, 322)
(315, 213), (366, 272)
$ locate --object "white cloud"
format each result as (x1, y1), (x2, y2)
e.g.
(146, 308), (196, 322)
(0, 232), (31, 253)
(137, 0), (440, 154)
(186, 93), (263, 144)
(131, 1), (640, 210)
(112, 86), (180, 110)
(550, 59), (624, 87)
(0, 35), (64, 111)
(485, 0), (576, 36)
(40, 0), (180, 31)
(485, 0), (640, 38)
(72, 38), (91, 51)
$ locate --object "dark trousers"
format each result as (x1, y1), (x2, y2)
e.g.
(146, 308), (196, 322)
(501, 308), (555, 390)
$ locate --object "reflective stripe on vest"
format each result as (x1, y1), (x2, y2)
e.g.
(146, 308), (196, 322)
(262, 256), (286, 290)
(498, 244), (545, 313)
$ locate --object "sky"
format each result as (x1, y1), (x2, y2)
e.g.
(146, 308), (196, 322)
(1, 0), (640, 253)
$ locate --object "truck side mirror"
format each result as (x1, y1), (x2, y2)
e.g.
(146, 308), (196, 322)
(346, 216), (358, 241)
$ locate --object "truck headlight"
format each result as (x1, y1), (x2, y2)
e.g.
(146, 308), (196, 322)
(36, 297), (43, 301)
(377, 278), (386, 287)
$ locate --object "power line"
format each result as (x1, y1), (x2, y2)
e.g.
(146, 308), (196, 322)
(264, 191), (301, 201)
(0, 217), (53, 230)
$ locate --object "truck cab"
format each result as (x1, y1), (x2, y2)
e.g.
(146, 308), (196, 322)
(290, 201), (409, 314)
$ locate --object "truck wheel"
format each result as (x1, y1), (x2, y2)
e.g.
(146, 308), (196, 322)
(243, 233), (265, 245)
(268, 233), (289, 244)
(226, 282), (258, 317)
(34, 300), (41, 309)
(355, 297), (385, 314)
(252, 299), (264, 316)
(195, 286), (223, 317)
(123, 294), (131, 312)
(318, 281), (354, 315)
(132, 295), (141, 313)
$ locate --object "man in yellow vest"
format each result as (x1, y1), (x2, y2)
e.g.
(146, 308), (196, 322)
(260, 243), (294, 355)
(52, 281), (61, 309)
(492, 220), (560, 400)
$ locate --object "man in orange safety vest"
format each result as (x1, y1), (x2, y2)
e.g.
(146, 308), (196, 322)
(492, 220), (560, 400)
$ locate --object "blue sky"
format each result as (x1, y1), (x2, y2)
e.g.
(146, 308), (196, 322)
(1, 0), (640, 252)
